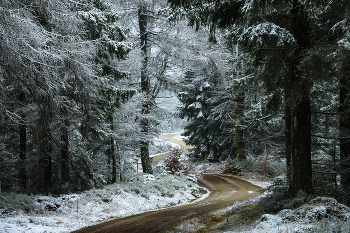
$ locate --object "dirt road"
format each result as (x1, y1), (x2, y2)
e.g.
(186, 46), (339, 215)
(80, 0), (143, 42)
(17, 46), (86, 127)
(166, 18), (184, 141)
(73, 174), (261, 233)
(73, 134), (261, 233)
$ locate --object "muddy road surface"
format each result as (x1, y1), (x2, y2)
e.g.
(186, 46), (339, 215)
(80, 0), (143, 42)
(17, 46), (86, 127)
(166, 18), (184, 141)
(73, 174), (261, 233)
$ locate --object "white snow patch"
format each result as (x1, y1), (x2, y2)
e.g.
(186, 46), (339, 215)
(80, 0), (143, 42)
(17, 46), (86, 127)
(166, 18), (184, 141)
(225, 197), (350, 233)
(0, 174), (207, 233)
(172, 134), (186, 141)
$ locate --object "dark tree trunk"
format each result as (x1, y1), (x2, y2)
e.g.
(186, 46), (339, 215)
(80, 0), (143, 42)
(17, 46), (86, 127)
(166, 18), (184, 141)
(235, 89), (246, 161)
(339, 58), (350, 193)
(138, 5), (153, 174)
(111, 137), (117, 183)
(39, 130), (52, 193)
(289, 97), (312, 195)
(18, 91), (26, 192)
(110, 117), (117, 183)
(288, 0), (313, 195)
(284, 82), (291, 184)
(39, 102), (53, 193)
(61, 106), (70, 183)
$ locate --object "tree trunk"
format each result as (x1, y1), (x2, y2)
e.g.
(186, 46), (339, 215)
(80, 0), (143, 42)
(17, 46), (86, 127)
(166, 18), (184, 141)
(288, 0), (313, 195)
(339, 58), (350, 194)
(39, 103), (53, 193)
(289, 96), (312, 195)
(235, 88), (246, 161)
(110, 117), (117, 183)
(138, 5), (153, 174)
(61, 106), (70, 183)
(39, 130), (52, 193)
(111, 139), (117, 183)
(284, 83), (291, 185)
(18, 91), (26, 192)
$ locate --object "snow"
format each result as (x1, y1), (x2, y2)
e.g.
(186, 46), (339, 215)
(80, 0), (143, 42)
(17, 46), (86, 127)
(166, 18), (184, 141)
(172, 134), (186, 140)
(0, 174), (208, 233)
(224, 197), (350, 233)
(0, 133), (210, 233)
(150, 136), (180, 157)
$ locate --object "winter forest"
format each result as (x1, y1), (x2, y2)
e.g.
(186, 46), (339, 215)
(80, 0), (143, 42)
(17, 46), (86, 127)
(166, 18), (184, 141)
(2, 0), (350, 232)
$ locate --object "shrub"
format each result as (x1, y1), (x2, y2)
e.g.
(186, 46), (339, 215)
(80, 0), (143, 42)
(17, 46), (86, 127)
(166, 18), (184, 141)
(165, 148), (184, 174)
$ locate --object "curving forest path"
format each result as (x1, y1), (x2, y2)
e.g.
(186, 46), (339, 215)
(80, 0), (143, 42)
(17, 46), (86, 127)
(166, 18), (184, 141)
(73, 135), (261, 233)
(151, 134), (192, 166)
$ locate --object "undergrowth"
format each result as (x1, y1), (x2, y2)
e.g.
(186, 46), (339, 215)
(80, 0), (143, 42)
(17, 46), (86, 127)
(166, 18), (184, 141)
(259, 177), (313, 214)
(0, 193), (35, 214)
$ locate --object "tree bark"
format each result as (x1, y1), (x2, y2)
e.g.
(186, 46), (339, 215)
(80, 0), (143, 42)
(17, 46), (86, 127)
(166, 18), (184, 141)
(138, 5), (153, 174)
(235, 88), (246, 161)
(39, 103), (53, 193)
(288, 0), (313, 195)
(284, 81), (291, 185)
(61, 106), (70, 183)
(339, 57), (350, 193)
(289, 96), (312, 195)
(39, 129), (52, 193)
(18, 91), (26, 192)
(110, 117), (117, 183)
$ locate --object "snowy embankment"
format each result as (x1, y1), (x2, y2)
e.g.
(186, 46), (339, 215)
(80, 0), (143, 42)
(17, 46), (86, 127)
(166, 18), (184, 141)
(0, 134), (209, 233)
(0, 174), (207, 233)
(223, 196), (350, 233)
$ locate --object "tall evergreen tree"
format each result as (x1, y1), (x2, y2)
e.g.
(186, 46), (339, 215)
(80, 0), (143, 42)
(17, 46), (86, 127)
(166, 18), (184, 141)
(138, 3), (153, 173)
(168, 0), (346, 195)
(79, 0), (133, 183)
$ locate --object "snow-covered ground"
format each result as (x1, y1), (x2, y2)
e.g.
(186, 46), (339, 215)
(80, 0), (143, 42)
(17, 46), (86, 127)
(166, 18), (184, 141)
(0, 134), (210, 233)
(223, 196), (350, 233)
(0, 174), (207, 233)
(5, 133), (347, 233)
(151, 137), (180, 157)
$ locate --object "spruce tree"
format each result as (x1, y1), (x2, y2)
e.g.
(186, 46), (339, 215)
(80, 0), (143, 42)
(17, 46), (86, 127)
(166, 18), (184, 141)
(168, 0), (336, 195)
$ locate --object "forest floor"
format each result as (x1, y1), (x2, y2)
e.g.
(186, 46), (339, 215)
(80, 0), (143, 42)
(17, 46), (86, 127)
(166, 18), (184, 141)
(151, 135), (350, 233)
(0, 134), (266, 233)
(2, 134), (350, 232)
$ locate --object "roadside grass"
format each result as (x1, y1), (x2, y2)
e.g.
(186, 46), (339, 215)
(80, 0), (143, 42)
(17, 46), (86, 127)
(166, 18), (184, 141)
(209, 203), (264, 233)
(165, 210), (225, 233)
(166, 202), (265, 233)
